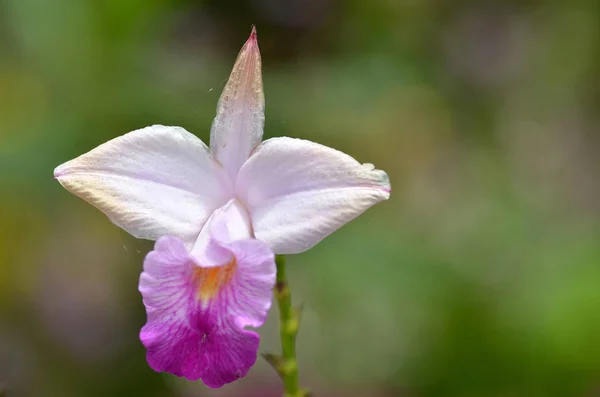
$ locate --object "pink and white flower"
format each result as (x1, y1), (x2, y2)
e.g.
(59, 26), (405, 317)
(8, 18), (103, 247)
(54, 27), (390, 385)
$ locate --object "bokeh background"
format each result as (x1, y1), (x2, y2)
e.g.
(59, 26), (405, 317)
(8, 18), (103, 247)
(2, 0), (600, 396)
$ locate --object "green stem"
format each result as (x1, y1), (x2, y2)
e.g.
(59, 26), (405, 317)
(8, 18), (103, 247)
(272, 255), (309, 397)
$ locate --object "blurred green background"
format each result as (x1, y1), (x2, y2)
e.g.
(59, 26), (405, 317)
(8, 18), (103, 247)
(2, 0), (600, 396)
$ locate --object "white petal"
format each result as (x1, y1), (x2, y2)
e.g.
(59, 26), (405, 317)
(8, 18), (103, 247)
(190, 199), (252, 268)
(236, 137), (391, 254)
(54, 125), (232, 246)
(210, 27), (264, 181)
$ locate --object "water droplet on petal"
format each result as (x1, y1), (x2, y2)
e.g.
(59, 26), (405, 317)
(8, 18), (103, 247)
(362, 163), (375, 171)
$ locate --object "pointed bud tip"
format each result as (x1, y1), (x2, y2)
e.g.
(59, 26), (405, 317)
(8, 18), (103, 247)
(246, 25), (257, 44)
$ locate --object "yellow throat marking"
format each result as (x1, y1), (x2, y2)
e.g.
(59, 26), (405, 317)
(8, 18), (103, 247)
(192, 259), (237, 302)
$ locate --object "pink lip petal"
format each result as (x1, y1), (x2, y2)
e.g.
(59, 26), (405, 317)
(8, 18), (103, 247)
(139, 201), (275, 387)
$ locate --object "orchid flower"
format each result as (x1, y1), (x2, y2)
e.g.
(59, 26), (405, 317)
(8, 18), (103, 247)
(54, 27), (390, 387)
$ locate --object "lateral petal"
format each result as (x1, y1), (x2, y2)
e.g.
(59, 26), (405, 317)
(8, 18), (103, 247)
(210, 27), (265, 181)
(236, 137), (391, 254)
(54, 125), (232, 246)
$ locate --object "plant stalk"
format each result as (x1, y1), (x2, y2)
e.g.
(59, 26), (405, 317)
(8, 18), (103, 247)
(270, 255), (310, 397)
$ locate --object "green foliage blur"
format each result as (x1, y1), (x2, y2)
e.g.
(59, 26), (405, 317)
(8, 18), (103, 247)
(1, 0), (600, 396)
